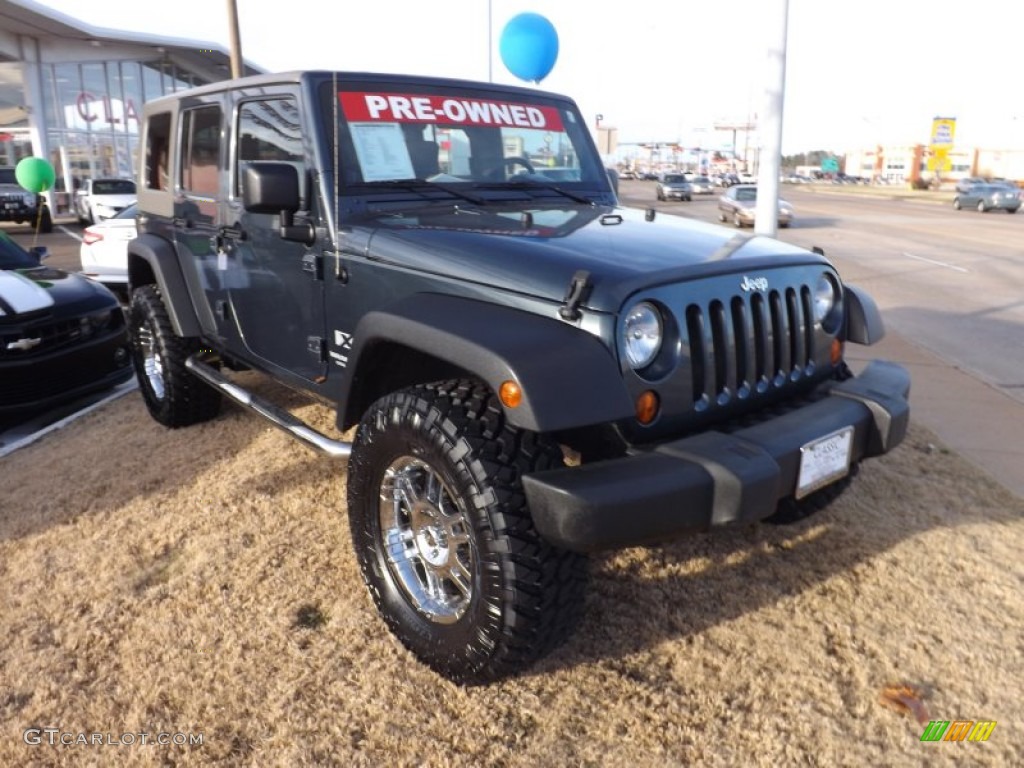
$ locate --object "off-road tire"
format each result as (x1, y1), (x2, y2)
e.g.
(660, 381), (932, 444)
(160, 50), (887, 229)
(128, 284), (221, 427)
(762, 465), (859, 525)
(347, 379), (588, 684)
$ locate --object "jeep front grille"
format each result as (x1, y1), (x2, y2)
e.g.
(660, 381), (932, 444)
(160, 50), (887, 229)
(684, 285), (815, 410)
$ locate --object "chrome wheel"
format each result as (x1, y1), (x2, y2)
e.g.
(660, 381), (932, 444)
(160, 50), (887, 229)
(137, 321), (166, 400)
(379, 456), (474, 624)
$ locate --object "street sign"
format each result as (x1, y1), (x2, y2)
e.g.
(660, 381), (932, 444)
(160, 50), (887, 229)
(927, 145), (952, 172)
(821, 156), (839, 173)
(931, 117), (956, 147)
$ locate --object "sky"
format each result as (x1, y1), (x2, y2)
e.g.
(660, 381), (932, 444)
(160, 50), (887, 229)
(29, 0), (1024, 158)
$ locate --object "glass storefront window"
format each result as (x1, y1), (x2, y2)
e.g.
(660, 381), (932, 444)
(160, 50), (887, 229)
(142, 62), (164, 103)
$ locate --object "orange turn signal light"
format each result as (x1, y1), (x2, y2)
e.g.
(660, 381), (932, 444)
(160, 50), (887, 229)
(499, 380), (522, 408)
(635, 390), (660, 425)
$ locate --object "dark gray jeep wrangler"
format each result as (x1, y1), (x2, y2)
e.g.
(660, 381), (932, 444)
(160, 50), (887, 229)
(127, 71), (910, 683)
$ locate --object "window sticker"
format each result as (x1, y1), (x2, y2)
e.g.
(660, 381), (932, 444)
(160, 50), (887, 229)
(340, 92), (564, 132)
(349, 122), (414, 181)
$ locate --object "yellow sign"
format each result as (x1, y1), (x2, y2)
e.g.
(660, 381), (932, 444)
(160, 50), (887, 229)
(927, 145), (952, 172)
(931, 117), (956, 147)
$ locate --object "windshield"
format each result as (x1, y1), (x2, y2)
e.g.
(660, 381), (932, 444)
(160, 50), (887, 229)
(92, 179), (136, 195)
(663, 175), (687, 183)
(0, 168), (17, 185)
(0, 231), (36, 269)
(736, 188), (757, 201)
(325, 83), (606, 193)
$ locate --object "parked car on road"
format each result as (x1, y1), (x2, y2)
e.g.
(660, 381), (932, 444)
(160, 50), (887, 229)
(75, 178), (137, 225)
(79, 202), (137, 297)
(656, 173), (693, 201)
(688, 176), (715, 194)
(718, 184), (794, 227)
(952, 184), (1020, 213)
(0, 230), (132, 424)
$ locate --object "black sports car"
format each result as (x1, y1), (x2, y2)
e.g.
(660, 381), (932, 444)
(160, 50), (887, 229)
(0, 230), (132, 423)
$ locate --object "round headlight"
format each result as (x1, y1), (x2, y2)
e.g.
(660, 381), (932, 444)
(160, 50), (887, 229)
(622, 302), (663, 369)
(813, 273), (837, 323)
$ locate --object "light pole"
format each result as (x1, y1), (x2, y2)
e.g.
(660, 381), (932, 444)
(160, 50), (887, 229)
(226, 0), (243, 78)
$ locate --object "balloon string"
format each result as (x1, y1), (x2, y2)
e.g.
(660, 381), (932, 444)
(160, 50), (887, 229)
(32, 196), (43, 250)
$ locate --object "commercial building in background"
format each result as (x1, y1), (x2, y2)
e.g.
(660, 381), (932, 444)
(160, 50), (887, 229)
(843, 145), (1024, 185)
(0, 0), (260, 213)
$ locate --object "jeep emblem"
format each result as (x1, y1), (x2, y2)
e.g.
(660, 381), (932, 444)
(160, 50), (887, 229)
(740, 275), (768, 292)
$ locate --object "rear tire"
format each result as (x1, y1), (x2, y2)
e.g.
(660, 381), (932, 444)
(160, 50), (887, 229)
(977, 200), (987, 213)
(347, 379), (588, 684)
(128, 284), (221, 427)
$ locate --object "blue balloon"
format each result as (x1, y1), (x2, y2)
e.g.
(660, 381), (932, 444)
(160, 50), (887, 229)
(499, 13), (559, 83)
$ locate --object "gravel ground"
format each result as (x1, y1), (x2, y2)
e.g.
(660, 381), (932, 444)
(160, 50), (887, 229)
(1, 384), (1021, 767)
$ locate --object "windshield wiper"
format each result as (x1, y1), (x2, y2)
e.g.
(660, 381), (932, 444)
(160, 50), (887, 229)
(475, 179), (593, 205)
(357, 179), (486, 206)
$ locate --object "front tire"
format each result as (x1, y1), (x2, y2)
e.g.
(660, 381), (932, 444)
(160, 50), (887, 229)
(347, 380), (587, 684)
(953, 197), (962, 210)
(128, 284), (221, 427)
(977, 200), (987, 213)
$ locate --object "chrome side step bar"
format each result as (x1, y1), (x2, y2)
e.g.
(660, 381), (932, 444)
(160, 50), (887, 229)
(185, 354), (352, 459)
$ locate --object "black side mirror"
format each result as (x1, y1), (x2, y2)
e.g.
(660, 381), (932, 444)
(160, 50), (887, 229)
(29, 246), (48, 263)
(241, 162), (314, 245)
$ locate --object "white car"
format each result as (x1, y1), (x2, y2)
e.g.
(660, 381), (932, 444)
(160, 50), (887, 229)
(79, 203), (136, 296)
(75, 177), (137, 225)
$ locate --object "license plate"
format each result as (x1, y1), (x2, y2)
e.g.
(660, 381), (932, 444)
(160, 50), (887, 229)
(796, 426), (853, 499)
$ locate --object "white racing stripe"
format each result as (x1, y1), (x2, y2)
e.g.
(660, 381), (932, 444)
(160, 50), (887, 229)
(0, 270), (56, 314)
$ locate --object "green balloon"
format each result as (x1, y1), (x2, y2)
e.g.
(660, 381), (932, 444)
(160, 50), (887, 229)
(15, 157), (56, 193)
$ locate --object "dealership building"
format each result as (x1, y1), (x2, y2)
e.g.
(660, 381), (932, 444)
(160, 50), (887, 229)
(0, 0), (260, 212)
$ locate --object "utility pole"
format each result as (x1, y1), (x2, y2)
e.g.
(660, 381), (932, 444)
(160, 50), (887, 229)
(714, 122), (755, 170)
(754, 0), (789, 237)
(227, 0), (244, 78)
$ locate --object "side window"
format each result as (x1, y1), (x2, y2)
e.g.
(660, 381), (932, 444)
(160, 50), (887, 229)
(236, 98), (304, 198)
(180, 106), (222, 197)
(144, 112), (172, 191)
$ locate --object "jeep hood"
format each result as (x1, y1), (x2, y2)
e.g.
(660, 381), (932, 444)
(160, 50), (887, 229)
(361, 204), (826, 312)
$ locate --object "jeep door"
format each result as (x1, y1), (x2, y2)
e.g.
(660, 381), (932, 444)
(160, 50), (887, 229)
(174, 94), (237, 347)
(223, 87), (326, 384)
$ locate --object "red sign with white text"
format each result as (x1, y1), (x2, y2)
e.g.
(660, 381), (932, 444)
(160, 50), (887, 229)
(340, 92), (564, 131)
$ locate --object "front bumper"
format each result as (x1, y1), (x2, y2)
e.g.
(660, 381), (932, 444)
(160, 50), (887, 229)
(523, 360), (910, 552)
(0, 328), (133, 416)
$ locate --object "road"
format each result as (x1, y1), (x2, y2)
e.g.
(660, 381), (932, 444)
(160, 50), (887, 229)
(619, 180), (1024, 406)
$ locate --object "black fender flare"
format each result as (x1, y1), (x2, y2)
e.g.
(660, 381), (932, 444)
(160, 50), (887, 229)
(843, 283), (885, 345)
(338, 293), (635, 433)
(127, 233), (202, 338)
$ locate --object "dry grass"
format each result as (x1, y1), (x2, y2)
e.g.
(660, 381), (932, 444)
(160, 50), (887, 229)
(2, 381), (1022, 767)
